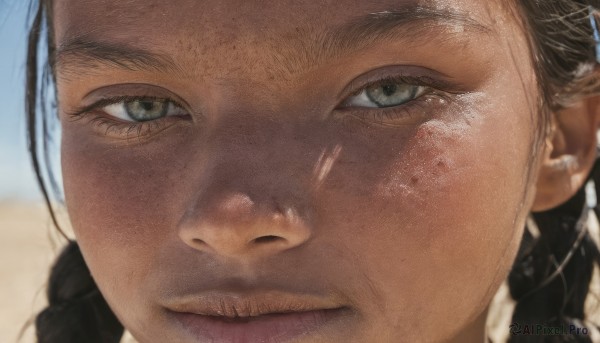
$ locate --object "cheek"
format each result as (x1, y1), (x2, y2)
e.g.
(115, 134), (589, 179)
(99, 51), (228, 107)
(314, 110), (531, 338)
(60, 127), (197, 314)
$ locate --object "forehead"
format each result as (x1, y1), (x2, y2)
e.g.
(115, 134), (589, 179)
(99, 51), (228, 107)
(52, 0), (509, 72)
(53, 0), (499, 31)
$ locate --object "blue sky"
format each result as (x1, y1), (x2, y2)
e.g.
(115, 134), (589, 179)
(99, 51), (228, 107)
(0, 0), (50, 201)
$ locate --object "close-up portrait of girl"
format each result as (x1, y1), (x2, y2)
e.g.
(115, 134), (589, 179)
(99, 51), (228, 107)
(23, 0), (600, 342)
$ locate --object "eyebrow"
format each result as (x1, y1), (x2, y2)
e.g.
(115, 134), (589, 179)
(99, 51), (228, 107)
(54, 4), (491, 78)
(330, 5), (490, 48)
(55, 38), (184, 77)
(276, 5), (492, 74)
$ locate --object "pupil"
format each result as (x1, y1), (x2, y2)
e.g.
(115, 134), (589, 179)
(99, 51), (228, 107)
(382, 84), (397, 96)
(140, 101), (155, 111)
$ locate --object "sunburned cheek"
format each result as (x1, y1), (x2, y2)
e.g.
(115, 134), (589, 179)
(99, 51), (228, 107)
(373, 119), (469, 203)
(411, 119), (524, 248)
(317, 114), (485, 233)
(356, 117), (527, 332)
(308, 113), (529, 339)
(316, 115), (495, 250)
(368, 115), (525, 257)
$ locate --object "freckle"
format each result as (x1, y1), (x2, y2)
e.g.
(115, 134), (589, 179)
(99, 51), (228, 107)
(410, 176), (419, 184)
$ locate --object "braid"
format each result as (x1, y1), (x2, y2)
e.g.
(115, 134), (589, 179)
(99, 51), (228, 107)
(35, 241), (124, 343)
(507, 159), (600, 343)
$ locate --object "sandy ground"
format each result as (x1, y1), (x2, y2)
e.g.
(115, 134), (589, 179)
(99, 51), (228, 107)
(1, 201), (598, 343)
(0, 201), (62, 343)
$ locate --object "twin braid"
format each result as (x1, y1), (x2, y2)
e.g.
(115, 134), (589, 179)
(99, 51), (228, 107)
(34, 241), (123, 343)
(507, 159), (600, 343)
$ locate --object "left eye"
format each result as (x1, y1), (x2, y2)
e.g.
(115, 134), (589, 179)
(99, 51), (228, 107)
(103, 99), (187, 122)
(344, 80), (427, 108)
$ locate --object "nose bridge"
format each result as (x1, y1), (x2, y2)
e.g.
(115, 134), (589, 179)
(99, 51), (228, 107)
(214, 106), (291, 159)
(210, 107), (317, 193)
(177, 112), (316, 259)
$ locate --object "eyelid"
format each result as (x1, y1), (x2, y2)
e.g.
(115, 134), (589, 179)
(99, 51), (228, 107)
(340, 79), (430, 109)
(104, 97), (188, 122)
(67, 111), (188, 143)
(73, 83), (194, 116)
(336, 65), (463, 106)
(333, 68), (463, 128)
(71, 95), (187, 119)
(64, 98), (193, 142)
(337, 93), (444, 126)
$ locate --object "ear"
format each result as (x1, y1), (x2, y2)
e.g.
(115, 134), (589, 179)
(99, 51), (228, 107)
(532, 96), (600, 212)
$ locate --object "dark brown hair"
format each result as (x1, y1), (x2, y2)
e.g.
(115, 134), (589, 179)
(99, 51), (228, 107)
(25, 0), (600, 342)
(507, 2), (600, 342)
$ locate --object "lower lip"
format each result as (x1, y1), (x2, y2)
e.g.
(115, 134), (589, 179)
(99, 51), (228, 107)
(171, 308), (348, 343)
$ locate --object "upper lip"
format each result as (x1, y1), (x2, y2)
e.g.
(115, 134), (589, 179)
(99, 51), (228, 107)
(165, 289), (348, 318)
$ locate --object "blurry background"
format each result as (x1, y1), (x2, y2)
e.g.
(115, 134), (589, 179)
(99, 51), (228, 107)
(0, 0), (39, 200)
(0, 0), (62, 342)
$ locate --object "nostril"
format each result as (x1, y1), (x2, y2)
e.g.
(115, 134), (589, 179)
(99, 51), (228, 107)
(252, 235), (282, 244)
(192, 238), (207, 246)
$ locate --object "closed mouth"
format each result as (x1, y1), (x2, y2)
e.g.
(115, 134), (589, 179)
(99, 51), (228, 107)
(164, 291), (354, 342)
(170, 307), (352, 343)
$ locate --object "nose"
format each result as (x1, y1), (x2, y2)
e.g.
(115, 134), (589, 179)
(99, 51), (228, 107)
(178, 191), (312, 259)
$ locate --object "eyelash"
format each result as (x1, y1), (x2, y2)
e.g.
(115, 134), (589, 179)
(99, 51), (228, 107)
(335, 75), (453, 127)
(67, 74), (452, 139)
(67, 95), (189, 140)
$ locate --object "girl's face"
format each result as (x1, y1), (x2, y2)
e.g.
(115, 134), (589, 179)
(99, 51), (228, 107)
(56, 0), (541, 342)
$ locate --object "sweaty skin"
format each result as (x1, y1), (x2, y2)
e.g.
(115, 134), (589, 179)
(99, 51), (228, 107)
(55, 0), (542, 342)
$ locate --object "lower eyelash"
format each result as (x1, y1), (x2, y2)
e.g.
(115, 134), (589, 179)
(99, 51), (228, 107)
(69, 111), (171, 140)
(341, 94), (445, 128)
(360, 106), (418, 125)
(64, 94), (191, 140)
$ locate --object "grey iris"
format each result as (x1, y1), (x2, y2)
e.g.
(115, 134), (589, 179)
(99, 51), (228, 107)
(125, 100), (168, 121)
(366, 82), (418, 108)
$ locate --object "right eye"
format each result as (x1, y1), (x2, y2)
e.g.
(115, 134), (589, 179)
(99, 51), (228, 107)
(103, 98), (188, 122)
(342, 78), (428, 109)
